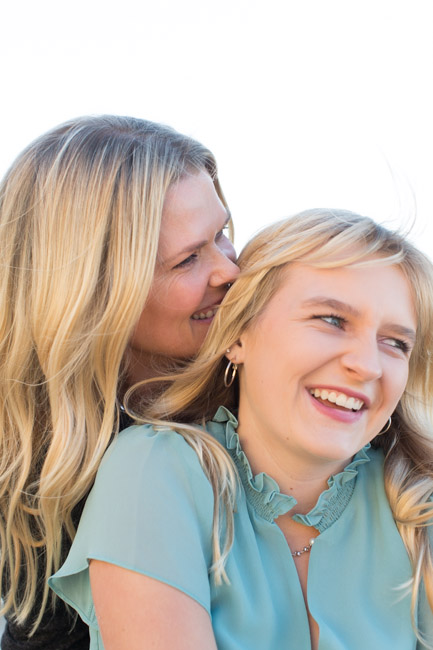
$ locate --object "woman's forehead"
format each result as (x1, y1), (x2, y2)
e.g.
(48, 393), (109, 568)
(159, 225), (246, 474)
(257, 262), (416, 329)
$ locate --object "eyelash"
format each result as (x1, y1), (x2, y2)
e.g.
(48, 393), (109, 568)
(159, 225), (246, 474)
(216, 223), (230, 240)
(313, 314), (411, 354)
(173, 224), (230, 269)
(384, 338), (410, 353)
(174, 253), (198, 269)
(313, 313), (346, 329)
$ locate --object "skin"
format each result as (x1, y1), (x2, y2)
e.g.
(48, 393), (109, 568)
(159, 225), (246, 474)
(90, 565), (217, 650)
(91, 259), (416, 650)
(91, 170), (236, 648)
(126, 170), (239, 385)
(227, 260), (417, 650)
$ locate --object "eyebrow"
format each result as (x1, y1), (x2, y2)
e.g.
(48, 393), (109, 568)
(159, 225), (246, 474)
(302, 296), (417, 343)
(302, 297), (361, 317)
(163, 213), (231, 265)
(383, 324), (417, 344)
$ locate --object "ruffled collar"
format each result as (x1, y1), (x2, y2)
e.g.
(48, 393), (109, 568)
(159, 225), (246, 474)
(209, 406), (371, 532)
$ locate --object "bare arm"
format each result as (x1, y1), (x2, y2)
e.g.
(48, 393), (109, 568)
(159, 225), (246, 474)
(90, 560), (218, 650)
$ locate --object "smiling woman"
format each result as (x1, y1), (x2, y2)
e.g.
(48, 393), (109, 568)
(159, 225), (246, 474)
(50, 209), (433, 649)
(229, 262), (416, 474)
(127, 171), (235, 383)
(0, 115), (238, 650)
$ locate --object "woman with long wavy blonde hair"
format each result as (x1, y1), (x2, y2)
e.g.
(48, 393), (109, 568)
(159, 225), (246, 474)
(0, 115), (238, 649)
(51, 209), (433, 649)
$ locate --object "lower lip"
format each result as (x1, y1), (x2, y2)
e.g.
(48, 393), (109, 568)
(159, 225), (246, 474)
(308, 390), (364, 423)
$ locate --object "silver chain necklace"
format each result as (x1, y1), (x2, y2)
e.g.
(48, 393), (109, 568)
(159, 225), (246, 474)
(291, 537), (315, 558)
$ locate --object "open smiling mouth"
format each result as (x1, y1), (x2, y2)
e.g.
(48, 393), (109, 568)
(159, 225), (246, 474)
(191, 306), (219, 320)
(309, 388), (364, 412)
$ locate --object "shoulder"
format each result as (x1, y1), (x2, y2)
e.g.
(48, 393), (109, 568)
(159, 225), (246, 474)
(56, 422), (215, 579)
(96, 423), (211, 494)
(80, 425), (214, 531)
(103, 422), (203, 464)
(50, 424), (216, 620)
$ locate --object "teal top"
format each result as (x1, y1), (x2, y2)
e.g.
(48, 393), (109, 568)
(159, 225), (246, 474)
(49, 407), (433, 649)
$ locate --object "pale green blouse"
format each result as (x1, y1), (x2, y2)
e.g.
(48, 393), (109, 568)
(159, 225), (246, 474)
(49, 407), (433, 649)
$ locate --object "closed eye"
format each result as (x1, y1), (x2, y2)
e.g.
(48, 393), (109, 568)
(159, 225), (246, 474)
(173, 253), (198, 269)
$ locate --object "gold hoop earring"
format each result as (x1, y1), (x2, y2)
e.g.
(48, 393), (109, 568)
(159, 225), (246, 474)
(224, 360), (238, 388)
(378, 417), (392, 435)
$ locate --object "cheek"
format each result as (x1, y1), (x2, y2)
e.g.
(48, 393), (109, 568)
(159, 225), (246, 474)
(175, 265), (218, 307)
(170, 278), (205, 312)
(385, 360), (410, 406)
(149, 277), (199, 315)
(242, 341), (289, 392)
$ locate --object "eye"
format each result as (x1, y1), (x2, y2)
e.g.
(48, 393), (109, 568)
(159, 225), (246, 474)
(313, 314), (347, 329)
(381, 337), (411, 354)
(173, 253), (198, 269)
(215, 222), (230, 241)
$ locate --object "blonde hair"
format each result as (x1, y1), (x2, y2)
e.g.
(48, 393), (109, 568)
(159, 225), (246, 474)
(141, 208), (433, 638)
(0, 115), (226, 629)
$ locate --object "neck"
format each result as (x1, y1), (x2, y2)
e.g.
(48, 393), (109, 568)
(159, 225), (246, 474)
(120, 346), (186, 408)
(124, 345), (185, 383)
(236, 424), (349, 515)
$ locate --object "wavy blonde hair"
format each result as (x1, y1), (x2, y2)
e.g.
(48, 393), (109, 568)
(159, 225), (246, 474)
(0, 115), (228, 629)
(139, 208), (433, 638)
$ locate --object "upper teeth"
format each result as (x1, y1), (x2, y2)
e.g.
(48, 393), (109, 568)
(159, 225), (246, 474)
(310, 388), (364, 411)
(191, 307), (218, 320)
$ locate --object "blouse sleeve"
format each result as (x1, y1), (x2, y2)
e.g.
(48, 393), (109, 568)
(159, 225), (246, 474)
(48, 425), (215, 630)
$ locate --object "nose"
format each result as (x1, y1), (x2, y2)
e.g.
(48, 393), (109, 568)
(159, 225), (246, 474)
(341, 335), (383, 382)
(209, 239), (240, 287)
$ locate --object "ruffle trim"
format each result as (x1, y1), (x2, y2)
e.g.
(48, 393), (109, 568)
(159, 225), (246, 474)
(211, 406), (371, 530)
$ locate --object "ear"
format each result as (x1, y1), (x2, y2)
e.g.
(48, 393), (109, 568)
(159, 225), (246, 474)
(225, 339), (245, 365)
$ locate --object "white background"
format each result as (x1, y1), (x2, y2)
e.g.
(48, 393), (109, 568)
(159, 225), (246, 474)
(0, 0), (432, 634)
(1, 0), (433, 256)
